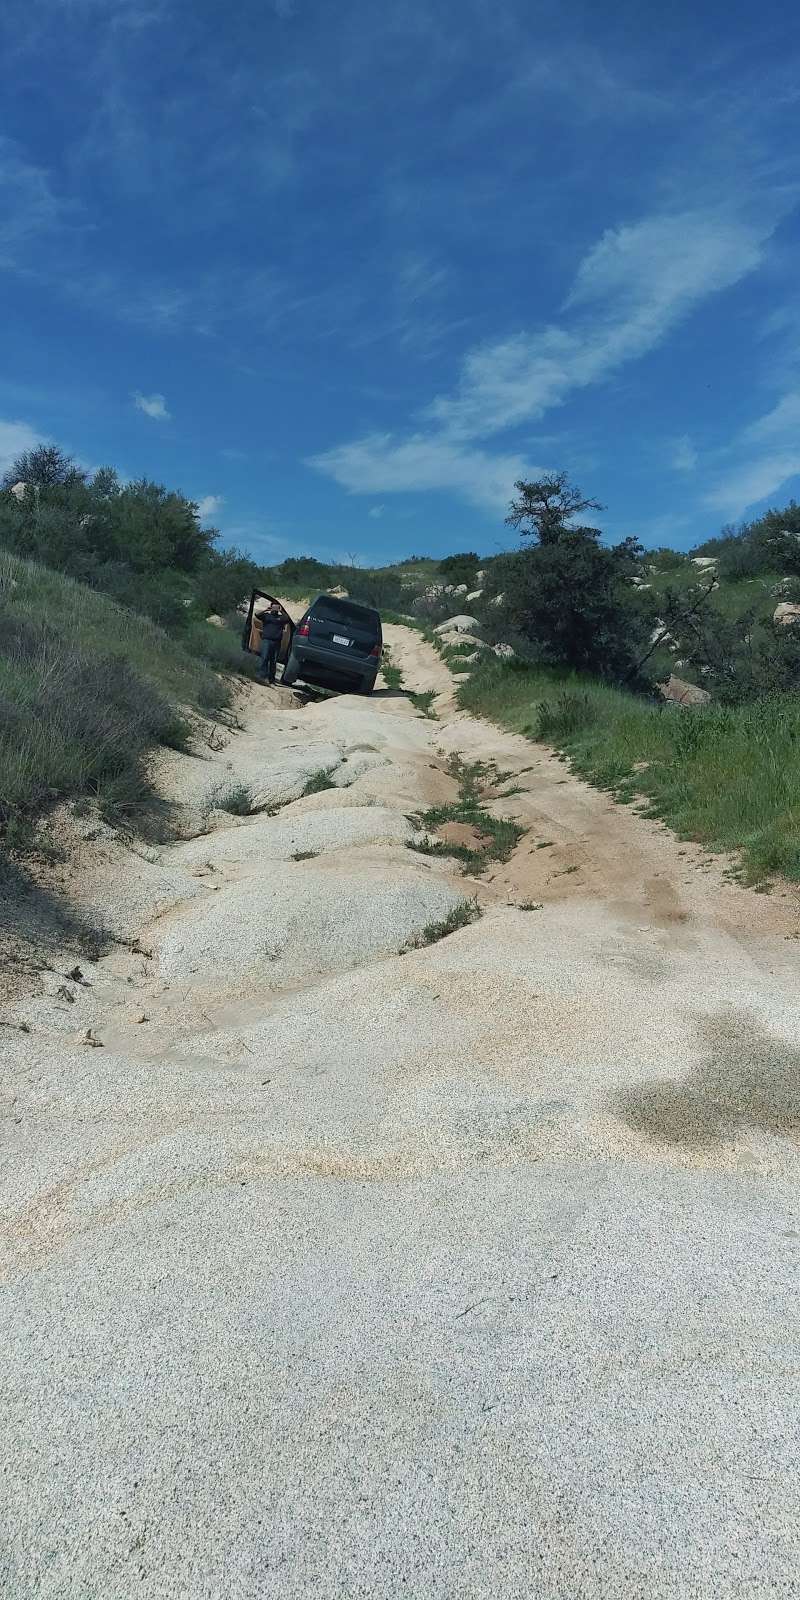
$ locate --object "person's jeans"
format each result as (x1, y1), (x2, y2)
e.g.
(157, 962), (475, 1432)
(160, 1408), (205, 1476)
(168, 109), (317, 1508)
(259, 639), (279, 682)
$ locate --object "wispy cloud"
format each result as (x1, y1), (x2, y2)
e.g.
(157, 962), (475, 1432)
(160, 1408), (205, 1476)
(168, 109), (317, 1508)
(0, 136), (82, 265)
(704, 392), (800, 517)
(368, 504), (385, 519)
(671, 434), (698, 473)
(313, 206), (781, 510)
(196, 493), (224, 519)
(133, 390), (170, 420)
(430, 212), (773, 442)
(0, 417), (42, 475)
(310, 432), (534, 512)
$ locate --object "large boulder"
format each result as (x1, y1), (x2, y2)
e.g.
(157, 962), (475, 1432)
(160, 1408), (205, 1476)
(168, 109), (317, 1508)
(438, 631), (486, 650)
(452, 583), (469, 595)
(659, 675), (711, 707)
(774, 603), (800, 627)
(465, 589), (483, 603)
(692, 557), (718, 570)
(434, 614), (481, 635)
(205, 614), (225, 628)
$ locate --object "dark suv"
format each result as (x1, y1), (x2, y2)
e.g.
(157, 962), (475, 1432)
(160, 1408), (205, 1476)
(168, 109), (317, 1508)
(281, 594), (382, 695)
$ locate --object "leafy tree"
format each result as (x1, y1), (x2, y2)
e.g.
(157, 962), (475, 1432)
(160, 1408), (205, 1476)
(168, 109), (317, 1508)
(506, 472), (603, 545)
(348, 568), (404, 610)
(494, 474), (653, 679)
(438, 551), (480, 587)
(1, 443), (87, 491)
(498, 531), (653, 680)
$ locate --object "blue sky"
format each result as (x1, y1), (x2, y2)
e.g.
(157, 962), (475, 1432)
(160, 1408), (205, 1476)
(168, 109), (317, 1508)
(2, 0), (800, 564)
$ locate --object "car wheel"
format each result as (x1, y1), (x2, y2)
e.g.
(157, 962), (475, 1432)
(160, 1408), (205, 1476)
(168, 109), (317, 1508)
(359, 678), (375, 696)
(281, 657), (299, 686)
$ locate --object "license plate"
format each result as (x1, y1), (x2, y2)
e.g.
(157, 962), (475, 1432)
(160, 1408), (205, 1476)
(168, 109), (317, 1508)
(332, 634), (351, 646)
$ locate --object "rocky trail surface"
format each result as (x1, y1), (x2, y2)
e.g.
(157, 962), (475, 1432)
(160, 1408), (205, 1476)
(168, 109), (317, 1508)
(3, 622), (800, 1597)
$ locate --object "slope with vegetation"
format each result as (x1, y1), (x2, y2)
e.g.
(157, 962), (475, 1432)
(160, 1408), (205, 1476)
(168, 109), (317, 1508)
(414, 476), (800, 883)
(4, 433), (800, 886)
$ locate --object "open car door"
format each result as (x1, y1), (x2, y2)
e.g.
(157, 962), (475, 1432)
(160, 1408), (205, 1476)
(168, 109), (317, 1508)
(241, 590), (295, 664)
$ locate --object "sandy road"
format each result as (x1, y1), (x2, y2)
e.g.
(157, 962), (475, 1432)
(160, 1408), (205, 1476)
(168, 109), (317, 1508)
(3, 625), (800, 1597)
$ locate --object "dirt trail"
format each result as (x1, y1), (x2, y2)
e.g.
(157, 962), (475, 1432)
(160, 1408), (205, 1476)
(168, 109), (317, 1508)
(3, 627), (800, 1598)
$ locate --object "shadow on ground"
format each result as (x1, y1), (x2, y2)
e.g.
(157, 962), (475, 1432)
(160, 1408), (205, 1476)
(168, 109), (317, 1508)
(0, 853), (112, 1002)
(612, 1012), (800, 1148)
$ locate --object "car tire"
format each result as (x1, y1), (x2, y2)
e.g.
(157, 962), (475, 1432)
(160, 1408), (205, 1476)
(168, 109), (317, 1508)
(281, 657), (299, 687)
(359, 678), (375, 696)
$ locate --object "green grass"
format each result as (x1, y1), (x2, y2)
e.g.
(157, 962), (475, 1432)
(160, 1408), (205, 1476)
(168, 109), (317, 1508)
(457, 656), (800, 882)
(408, 753), (525, 874)
(381, 652), (404, 690)
(408, 899), (481, 948)
(301, 768), (337, 796)
(208, 781), (254, 816)
(409, 689), (438, 718)
(0, 549), (247, 844)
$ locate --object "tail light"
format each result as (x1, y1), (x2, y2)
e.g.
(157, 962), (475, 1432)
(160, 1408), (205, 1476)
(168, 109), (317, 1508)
(298, 622), (310, 637)
(369, 642), (381, 657)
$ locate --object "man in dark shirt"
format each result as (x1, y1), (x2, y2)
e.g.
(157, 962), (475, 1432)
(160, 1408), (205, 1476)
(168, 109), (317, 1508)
(257, 603), (285, 685)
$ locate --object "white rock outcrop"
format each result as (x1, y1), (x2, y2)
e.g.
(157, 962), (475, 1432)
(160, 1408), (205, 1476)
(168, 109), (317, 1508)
(433, 615), (481, 635)
(774, 603), (800, 626)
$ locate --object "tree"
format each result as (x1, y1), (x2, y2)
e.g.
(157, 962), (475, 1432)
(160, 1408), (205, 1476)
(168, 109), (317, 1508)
(505, 472), (603, 545)
(438, 551), (480, 587)
(2, 443), (87, 491)
(500, 532), (653, 679)
(497, 473), (653, 680)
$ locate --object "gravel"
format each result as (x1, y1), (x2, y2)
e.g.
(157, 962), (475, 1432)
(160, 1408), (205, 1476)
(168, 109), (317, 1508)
(169, 806), (414, 867)
(152, 859), (469, 990)
(5, 658), (800, 1597)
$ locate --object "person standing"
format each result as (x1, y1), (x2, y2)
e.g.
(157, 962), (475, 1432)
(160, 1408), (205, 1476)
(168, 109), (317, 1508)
(257, 603), (285, 685)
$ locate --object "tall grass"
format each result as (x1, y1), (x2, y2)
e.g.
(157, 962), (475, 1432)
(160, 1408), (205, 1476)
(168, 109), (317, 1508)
(0, 550), (244, 841)
(458, 657), (800, 881)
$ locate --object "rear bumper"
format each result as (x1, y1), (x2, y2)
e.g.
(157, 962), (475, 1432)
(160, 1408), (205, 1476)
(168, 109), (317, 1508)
(293, 641), (378, 688)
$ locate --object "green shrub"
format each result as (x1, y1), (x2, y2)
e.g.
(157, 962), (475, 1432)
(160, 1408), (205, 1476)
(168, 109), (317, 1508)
(0, 550), (236, 843)
(409, 899), (481, 948)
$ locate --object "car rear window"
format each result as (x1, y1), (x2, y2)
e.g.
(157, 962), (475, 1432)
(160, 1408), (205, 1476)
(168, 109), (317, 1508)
(312, 596), (380, 631)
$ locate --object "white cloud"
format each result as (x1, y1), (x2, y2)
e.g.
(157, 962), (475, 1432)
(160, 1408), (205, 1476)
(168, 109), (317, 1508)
(703, 392), (800, 518)
(430, 212), (772, 443)
(671, 434), (698, 472)
(196, 493), (224, 519)
(0, 418), (43, 476)
(133, 390), (170, 420)
(314, 207), (780, 511)
(309, 432), (533, 513)
(368, 504), (385, 519)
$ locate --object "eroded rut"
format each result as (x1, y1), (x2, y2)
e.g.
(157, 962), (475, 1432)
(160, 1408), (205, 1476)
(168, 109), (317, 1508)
(3, 624), (800, 1598)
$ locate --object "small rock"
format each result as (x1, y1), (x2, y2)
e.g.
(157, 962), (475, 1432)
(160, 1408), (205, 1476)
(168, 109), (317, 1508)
(493, 643), (516, 659)
(78, 1029), (104, 1048)
(55, 985), (75, 1003)
(205, 614), (225, 628)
